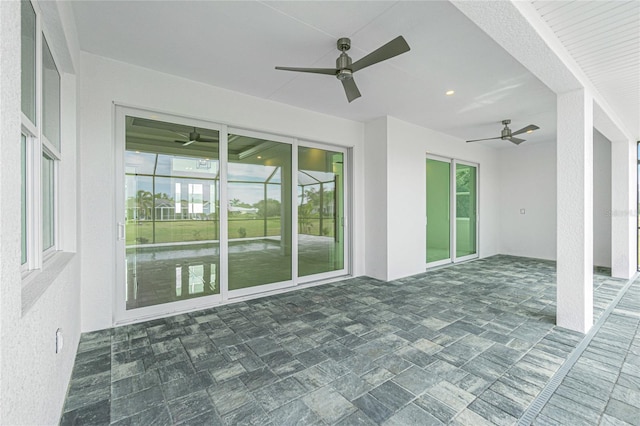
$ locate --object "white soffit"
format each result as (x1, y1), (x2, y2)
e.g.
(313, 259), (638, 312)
(531, 1), (640, 140)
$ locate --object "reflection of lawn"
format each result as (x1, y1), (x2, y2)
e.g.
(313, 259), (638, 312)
(126, 217), (335, 245)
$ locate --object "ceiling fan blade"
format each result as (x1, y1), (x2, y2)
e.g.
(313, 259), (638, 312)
(341, 77), (361, 103)
(198, 137), (219, 143)
(351, 36), (410, 73)
(508, 137), (526, 145)
(182, 140), (196, 146)
(275, 66), (337, 76)
(466, 136), (501, 143)
(511, 124), (539, 136)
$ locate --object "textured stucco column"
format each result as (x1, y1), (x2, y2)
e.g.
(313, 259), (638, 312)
(611, 140), (637, 279)
(557, 89), (594, 333)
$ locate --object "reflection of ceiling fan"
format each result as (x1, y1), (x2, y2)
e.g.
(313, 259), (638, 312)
(275, 36), (410, 103)
(174, 128), (218, 146)
(466, 119), (539, 145)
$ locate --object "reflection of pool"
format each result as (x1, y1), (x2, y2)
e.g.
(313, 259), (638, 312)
(126, 235), (343, 309)
(127, 239), (284, 262)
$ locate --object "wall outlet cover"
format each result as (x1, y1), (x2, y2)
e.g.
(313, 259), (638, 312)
(56, 328), (63, 354)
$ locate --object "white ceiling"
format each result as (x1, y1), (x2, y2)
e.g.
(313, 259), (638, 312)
(71, 1), (566, 148)
(531, 1), (640, 140)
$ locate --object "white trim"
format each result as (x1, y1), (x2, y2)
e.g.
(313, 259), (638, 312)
(296, 140), (350, 280)
(113, 105), (224, 323)
(426, 155), (452, 267)
(228, 280), (295, 299)
(426, 258), (452, 269)
(21, 113), (37, 137)
(113, 104), (126, 324)
(116, 293), (224, 326)
(452, 160), (479, 263)
(292, 139), (300, 282)
(219, 124), (229, 302)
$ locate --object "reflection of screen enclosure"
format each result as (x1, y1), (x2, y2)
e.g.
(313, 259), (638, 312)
(227, 134), (292, 290)
(298, 147), (344, 276)
(123, 115), (347, 311)
(125, 116), (221, 309)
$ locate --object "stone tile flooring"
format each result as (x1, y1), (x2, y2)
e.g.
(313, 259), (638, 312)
(59, 255), (631, 425)
(534, 278), (640, 426)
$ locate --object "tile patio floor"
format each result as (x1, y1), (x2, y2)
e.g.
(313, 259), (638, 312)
(59, 255), (636, 425)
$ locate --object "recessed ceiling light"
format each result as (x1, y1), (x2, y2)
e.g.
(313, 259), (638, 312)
(526, 130), (533, 134)
(257, 156), (262, 159)
(445, 90), (455, 96)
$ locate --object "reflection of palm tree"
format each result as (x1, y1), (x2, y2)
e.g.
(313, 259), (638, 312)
(298, 203), (313, 234)
(136, 190), (153, 219)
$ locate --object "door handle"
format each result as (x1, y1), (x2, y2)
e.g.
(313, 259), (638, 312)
(117, 222), (125, 240)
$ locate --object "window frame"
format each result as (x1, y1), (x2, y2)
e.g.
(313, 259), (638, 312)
(21, 0), (62, 275)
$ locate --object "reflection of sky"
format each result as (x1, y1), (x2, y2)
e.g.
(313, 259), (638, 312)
(125, 151), (219, 178)
(228, 163), (281, 183)
(229, 183), (281, 205)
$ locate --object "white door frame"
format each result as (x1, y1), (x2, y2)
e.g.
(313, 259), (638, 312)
(114, 105), (224, 325)
(296, 140), (351, 284)
(452, 159), (480, 263)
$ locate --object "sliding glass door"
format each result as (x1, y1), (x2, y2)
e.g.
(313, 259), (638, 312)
(115, 107), (349, 323)
(426, 158), (451, 266)
(298, 145), (346, 279)
(227, 131), (293, 295)
(455, 162), (478, 261)
(123, 116), (221, 312)
(426, 156), (478, 267)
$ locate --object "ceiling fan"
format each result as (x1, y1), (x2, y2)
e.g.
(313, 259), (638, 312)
(275, 36), (410, 103)
(466, 119), (539, 145)
(174, 128), (218, 146)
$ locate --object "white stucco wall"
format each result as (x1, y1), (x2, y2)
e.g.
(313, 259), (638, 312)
(363, 117), (389, 281)
(593, 130), (612, 268)
(79, 52), (365, 332)
(497, 132), (612, 266)
(363, 116), (500, 281)
(498, 142), (557, 260)
(0, 2), (81, 425)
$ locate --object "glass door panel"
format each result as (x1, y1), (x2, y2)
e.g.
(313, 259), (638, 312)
(298, 146), (344, 277)
(455, 163), (477, 259)
(125, 116), (220, 310)
(426, 158), (451, 264)
(227, 134), (292, 290)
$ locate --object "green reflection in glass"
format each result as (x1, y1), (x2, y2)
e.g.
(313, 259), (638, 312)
(426, 159), (451, 263)
(455, 163), (477, 258)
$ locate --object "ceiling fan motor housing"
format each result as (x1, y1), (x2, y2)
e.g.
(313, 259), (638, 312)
(337, 37), (351, 52)
(336, 53), (353, 80)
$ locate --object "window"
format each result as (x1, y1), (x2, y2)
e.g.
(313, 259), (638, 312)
(21, 1), (62, 271)
(21, 134), (28, 265)
(42, 36), (60, 151)
(42, 154), (55, 251)
(21, 0), (36, 124)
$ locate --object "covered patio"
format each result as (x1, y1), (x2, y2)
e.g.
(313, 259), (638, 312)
(61, 256), (631, 425)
